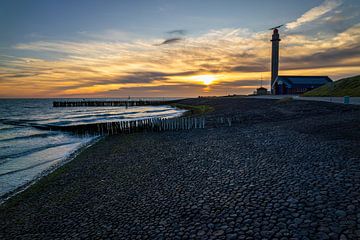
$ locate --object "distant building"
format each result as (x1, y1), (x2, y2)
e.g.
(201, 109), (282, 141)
(256, 87), (268, 95)
(272, 76), (332, 95)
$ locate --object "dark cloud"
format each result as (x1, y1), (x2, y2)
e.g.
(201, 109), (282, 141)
(102, 84), (205, 98)
(154, 29), (187, 46)
(199, 64), (219, 71)
(198, 66), (224, 73)
(118, 72), (168, 83)
(66, 66), (101, 73)
(119, 70), (200, 83)
(282, 44), (360, 70)
(215, 80), (268, 87)
(50, 72), (167, 90)
(167, 29), (187, 35)
(231, 64), (269, 72)
(0, 72), (44, 83)
(158, 37), (183, 45)
(51, 70), (201, 90)
(118, 70), (204, 83)
(283, 61), (360, 71)
(4, 73), (41, 78)
(230, 52), (256, 58)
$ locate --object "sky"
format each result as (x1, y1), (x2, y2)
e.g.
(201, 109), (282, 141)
(0, 0), (359, 98)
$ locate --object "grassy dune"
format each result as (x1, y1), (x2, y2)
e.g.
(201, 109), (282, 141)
(303, 75), (360, 97)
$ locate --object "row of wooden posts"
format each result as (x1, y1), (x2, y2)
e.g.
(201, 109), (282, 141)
(3, 114), (251, 139)
(76, 116), (239, 136)
(53, 100), (173, 107)
(13, 114), (248, 137)
(47, 116), (206, 136)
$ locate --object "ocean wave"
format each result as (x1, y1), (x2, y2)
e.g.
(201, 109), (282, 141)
(0, 156), (64, 177)
(60, 111), (139, 120)
(0, 119), (37, 127)
(143, 109), (174, 113)
(0, 125), (22, 131)
(0, 132), (58, 143)
(0, 141), (78, 160)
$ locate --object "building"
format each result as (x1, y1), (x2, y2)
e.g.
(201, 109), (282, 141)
(256, 87), (268, 95)
(272, 76), (332, 95)
(269, 27), (332, 95)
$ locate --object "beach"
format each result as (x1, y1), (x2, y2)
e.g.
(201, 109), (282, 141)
(1, 97), (359, 239)
(0, 99), (185, 198)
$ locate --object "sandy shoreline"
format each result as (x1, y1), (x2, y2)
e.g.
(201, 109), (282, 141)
(1, 97), (359, 239)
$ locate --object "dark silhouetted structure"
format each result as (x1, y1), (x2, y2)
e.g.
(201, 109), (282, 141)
(256, 87), (268, 95)
(271, 28), (281, 94)
(272, 76), (332, 95)
(269, 26), (332, 95)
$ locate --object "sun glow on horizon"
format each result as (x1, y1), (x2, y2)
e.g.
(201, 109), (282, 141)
(193, 75), (217, 85)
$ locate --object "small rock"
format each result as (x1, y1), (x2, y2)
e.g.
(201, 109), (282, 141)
(207, 223), (214, 229)
(335, 210), (347, 218)
(340, 234), (347, 240)
(226, 233), (237, 240)
(213, 230), (225, 236)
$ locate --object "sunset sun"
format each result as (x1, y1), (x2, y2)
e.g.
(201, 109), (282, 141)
(195, 75), (217, 85)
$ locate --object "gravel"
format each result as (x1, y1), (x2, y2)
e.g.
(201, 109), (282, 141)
(0, 97), (359, 239)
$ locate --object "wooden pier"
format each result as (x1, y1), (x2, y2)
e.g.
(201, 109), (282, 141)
(53, 100), (176, 107)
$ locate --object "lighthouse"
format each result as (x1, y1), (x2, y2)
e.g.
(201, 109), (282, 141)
(270, 28), (281, 94)
(269, 26), (332, 95)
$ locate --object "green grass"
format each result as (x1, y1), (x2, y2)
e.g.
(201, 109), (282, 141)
(170, 103), (214, 116)
(303, 75), (360, 97)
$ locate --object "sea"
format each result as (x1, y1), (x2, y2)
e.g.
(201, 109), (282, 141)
(0, 98), (185, 200)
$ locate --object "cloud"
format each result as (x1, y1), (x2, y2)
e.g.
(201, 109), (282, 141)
(215, 80), (266, 87)
(2, 73), (41, 79)
(107, 70), (199, 84)
(167, 29), (187, 35)
(231, 64), (268, 73)
(281, 43), (360, 70)
(286, 0), (342, 29)
(157, 37), (184, 45)
(116, 72), (168, 83)
(78, 29), (140, 41)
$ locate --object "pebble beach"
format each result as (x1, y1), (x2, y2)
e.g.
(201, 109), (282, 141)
(1, 97), (359, 239)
